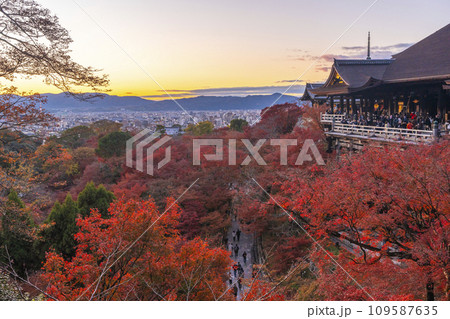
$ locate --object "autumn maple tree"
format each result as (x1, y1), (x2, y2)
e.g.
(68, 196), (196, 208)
(274, 141), (449, 300)
(41, 197), (232, 301)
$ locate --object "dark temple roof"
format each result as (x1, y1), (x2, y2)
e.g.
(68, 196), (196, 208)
(300, 83), (326, 100)
(309, 23), (450, 96)
(310, 59), (392, 95)
(383, 23), (450, 82)
(334, 59), (392, 88)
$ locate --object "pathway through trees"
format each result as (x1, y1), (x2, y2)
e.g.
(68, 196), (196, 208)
(227, 215), (253, 300)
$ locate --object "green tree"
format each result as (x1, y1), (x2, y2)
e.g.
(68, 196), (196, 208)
(155, 125), (166, 134)
(57, 126), (95, 149)
(41, 194), (79, 259)
(77, 182), (115, 218)
(229, 119), (248, 132)
(95, 131), (132, 158)
(185, 121), (214, 136)
(90, 120), (122, 137)
(71, 147), (96, 172)
(0, 190), (37, 276)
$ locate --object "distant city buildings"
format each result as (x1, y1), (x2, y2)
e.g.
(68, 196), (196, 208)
(25, 109), (262, 138)
(164, 126), (181, 136)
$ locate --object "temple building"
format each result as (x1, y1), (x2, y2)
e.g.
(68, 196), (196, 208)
(306, 24), (450, 122)
(300, 82), (326, 107)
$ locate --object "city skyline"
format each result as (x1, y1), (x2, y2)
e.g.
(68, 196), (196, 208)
(3, 0), (450, 99)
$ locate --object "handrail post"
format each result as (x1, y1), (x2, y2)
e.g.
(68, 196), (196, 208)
(432, 120), (439, 142)
(332, 116), (335, 131)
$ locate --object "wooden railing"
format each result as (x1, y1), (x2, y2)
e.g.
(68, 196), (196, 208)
(330, 123), (434, 143)
(320, 113), (345, 123)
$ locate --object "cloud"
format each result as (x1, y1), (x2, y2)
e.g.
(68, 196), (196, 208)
(343, 42), (412, 52)
(315, 66), (331, 72)
(141, 92), (196, 99)
(288, 54), (313, 61)
(321, 53), (367, 61)
(276, 79), (306, 84)
(289, 42), (413, 74)
(341, 45), (366, 51)
(341, 42), (413, 58)
(141, 85), (306, 99)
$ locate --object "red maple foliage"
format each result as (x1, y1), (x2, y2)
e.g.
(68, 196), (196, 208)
(277, 141), (449, 300)
(41, 197), (232, 300)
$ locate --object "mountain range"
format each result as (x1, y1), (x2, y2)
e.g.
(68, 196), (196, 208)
(39, 93), (299, 113)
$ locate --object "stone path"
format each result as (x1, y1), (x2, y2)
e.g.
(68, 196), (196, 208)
(227, 215), (253, 300)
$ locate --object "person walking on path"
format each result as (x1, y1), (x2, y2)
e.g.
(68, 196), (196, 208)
(236, 229), (241, 241)
(238, 278), (242, 290)
(233, 263), (238, 277)
(242, 251), (247, 264)
(232, 231), (236, 242)
(234, 244), (239, 257)
(237, 262), (244, 277)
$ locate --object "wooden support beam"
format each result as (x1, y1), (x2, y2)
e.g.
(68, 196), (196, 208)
(369, 98), (374, 113)
(388, 98), (392, 115)
(351, 96), (357, 115)
(437, 88), (445, 118)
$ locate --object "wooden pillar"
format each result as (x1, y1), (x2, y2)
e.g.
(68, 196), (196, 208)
(437, 89), (445, 119)
(444, 92), (449, 121)
(352, 96), (357, 115)
(345, 98), (350, 115)
(389, 96), (394, 115)
(406, 93), (411, 114)
(330, 96), (334, 114)
(393, 96), (398, 114)
(383, 97), (388, 115)
(385, 96), (390, 115)
(340, 96), (344, 114)
(423, 93), (433, 116)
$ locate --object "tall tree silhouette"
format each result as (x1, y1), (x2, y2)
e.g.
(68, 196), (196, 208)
(0, 0), (108, 92)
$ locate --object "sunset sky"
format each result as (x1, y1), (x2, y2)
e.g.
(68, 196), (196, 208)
(7, 0), (450, 99)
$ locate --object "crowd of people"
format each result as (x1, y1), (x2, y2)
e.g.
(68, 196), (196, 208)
(327, 109), (450, 132)
(228, 228), (248, 298)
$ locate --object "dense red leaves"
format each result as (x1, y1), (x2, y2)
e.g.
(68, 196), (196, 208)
(278, 141), (450, 300)
(9, 101), (449, 301)
(242, 279), (286, 301)
(0, 87), (56, 132)
(255, 103), (303, 136)
(41, 197), (232, 300)
(33, 141), (78, 188)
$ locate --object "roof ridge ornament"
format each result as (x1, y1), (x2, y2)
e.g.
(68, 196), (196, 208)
(367, 31), (371, 60)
